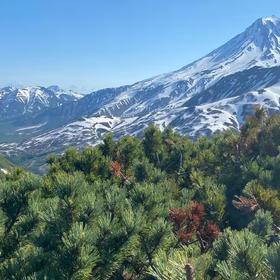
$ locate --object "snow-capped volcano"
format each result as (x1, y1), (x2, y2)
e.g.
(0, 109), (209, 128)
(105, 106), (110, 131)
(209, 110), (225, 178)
(206, 16), (280, 66)
(93, 15), (280, 115)
(2, 16), (280, 172)
(149, 15), (280, 91)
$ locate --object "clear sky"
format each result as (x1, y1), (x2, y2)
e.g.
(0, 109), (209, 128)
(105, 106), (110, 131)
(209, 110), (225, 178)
(1, 0), (280, 92)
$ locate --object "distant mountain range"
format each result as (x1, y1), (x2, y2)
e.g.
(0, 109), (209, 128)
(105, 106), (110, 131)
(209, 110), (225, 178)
(1, 16), (280, 172)
(0, 85), (82, 120)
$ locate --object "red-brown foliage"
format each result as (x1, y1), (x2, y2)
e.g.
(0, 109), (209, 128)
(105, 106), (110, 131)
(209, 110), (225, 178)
(110, 161), (123, 178)
(177, 230), (192, 244)
(169, 208), (188, 229)
(110, 160), (132, 184)
(200, 222), (220, 243)
(169, 201), (220, 252)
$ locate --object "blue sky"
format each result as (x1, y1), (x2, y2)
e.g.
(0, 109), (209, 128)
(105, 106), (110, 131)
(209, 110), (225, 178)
(1, 0), (280, 91)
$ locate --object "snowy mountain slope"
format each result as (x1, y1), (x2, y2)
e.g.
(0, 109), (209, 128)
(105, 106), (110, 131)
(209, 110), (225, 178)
(170, 83), (280, 137)
(47, 85), (83, 101)
(0, 116), (122, 157)
(1, 16), (280, 169)
(3, 66), (280, 157)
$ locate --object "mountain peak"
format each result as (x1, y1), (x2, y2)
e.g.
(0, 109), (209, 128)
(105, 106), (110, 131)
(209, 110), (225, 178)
(247, 15), (279, 32)
(47, 85), (61, 92)
(249, 15), (280, 32)
(260, 15), (280, 25)
(190, 15), (280, 73)
(244, 16), (280, 58)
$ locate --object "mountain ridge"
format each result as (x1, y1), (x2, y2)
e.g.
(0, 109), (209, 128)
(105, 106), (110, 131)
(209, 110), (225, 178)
(0, 85), (83, 120)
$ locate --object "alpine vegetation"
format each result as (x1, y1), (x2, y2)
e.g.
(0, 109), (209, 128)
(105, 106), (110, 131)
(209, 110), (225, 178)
(0, 109), (280, 279)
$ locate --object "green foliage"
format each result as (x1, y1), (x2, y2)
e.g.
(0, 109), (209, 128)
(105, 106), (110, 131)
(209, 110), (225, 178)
(244, 182), (280, 223)
(215, 229), (268, 279)
(143, 124), (164, 166)
(1, 110), (280, 278)
(267, 242), (280, 278)
(248, 210), (273, 239)
(191, 172), (226, 224)
(148, 245), (211, 280)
